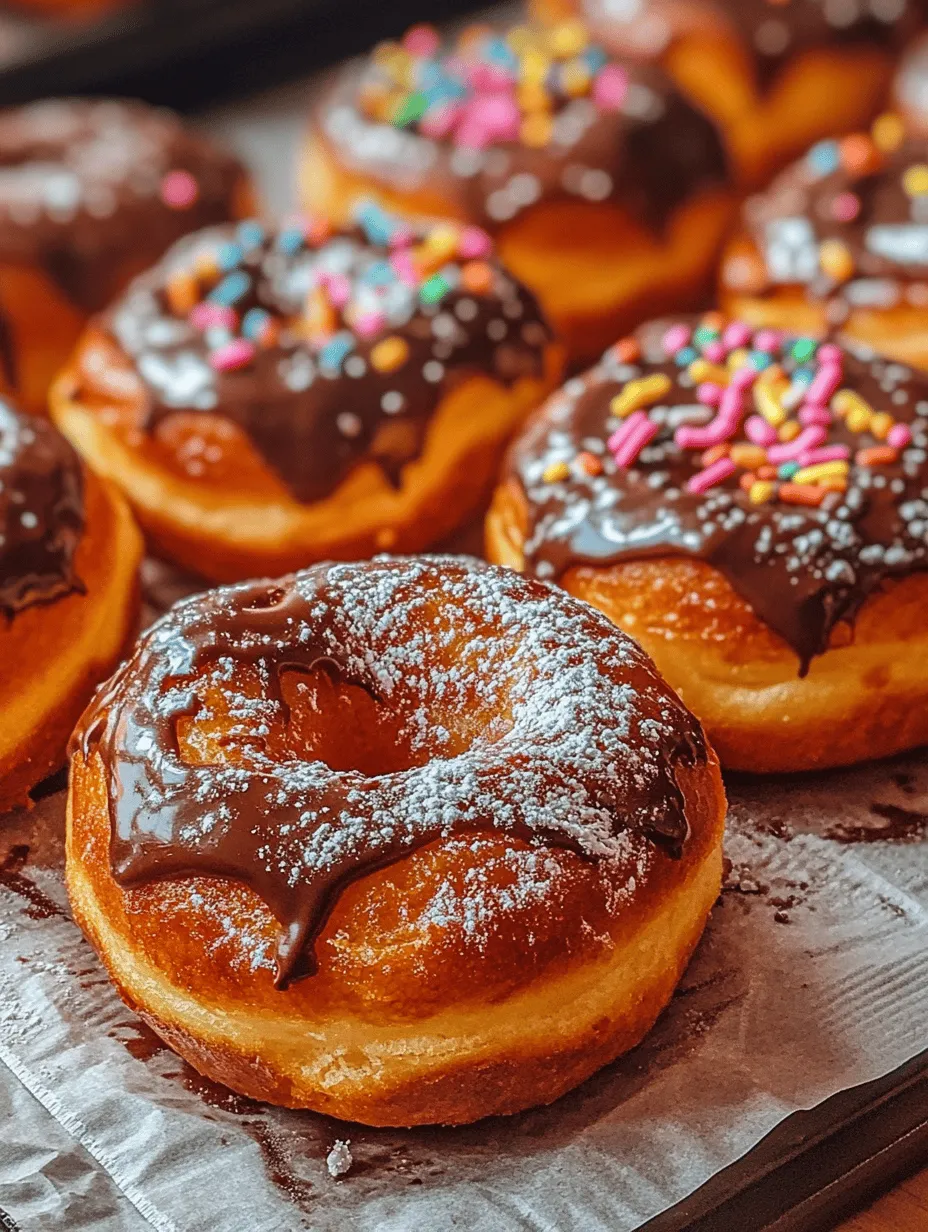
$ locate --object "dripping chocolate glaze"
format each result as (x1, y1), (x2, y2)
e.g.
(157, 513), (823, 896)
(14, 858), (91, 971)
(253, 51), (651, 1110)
(75, 557), (706, 989)
(738, 133), (928, 310)
(0, 99), (245, 313)
(317, 52), (727, 233)
(103, 223), (550, 504)
(580, 0), (923, 82)
(507, 321), (928, 674)
(0, 400), (84, 616)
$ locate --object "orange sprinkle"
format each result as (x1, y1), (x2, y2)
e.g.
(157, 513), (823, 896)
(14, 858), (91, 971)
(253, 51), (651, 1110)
(869, 411), (893, 440)
(739, 471), (756, 493)
(521, 111), (553, 147)
(779, 420), (801, 442)
(855, 445), (899, 466)
(461, 260), (494, 294)
(756, 464), (777, 480)
(779, 483), (827, 507)
(730, 443), (767, 469)
(611, 336), (640, 363)
(166, 272), (199, 315)
(577, 450), (603, 476)
(840, 132), (880, 175)
(701, 443), (730, 467)
(194, 251), (219, 280)
(700, 310), (725, 331)
(370, 335), (410, 372)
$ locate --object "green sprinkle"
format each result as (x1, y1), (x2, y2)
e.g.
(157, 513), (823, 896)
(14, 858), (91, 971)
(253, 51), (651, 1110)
(420, 273), (450, 303)
(791, 337), (817, 362)
(693, 324), (720, 346)
(392, 92), (428, 127)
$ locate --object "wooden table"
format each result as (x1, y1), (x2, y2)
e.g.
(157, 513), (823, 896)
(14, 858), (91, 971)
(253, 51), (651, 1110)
(838, 1167), (928, 1230)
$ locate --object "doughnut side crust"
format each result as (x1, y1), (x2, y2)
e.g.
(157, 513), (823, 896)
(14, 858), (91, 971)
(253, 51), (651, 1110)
(487, 478), (928, 772)
(0, 470), (142, 811)
(66, 748), (724, 1126)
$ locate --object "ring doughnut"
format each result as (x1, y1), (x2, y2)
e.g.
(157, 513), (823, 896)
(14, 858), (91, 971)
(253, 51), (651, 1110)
(487, 316), (928, 772)
(0, 398), (141, 812)
(50, 213), (562, 582)
(66, 556), (724, 1126)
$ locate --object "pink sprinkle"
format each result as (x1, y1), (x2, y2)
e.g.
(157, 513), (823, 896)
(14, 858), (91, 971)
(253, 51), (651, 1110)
(419, 102), (463, 140)
(817, 343), (843, 365)
(745, 415), (778, 447)
(722, 321), (751, 351)
(389, 224), (415, 250)
(321, 273), (351, 307)
(402, 23), (440, 57)
(888, 423), (912, 449)
(189, 302), (236, 331)
(798, 445), (850, 465)
(662, 324), (691, 356)
(391, 251), (418, 286)
(160, 169), (199, 210)
(767, 425), (827, 463)
(608, 411), (658, 467)
(798, 405), (833, 427)
(703, 341), (726, 363)
(593, 64), (628, 111)
(805, 362), (842, 405)
(675, 414), (738, 451)
(465, 62), (515, 92)
(832, 192), (860, 223)
(754, 329), (781, 353)
(355, 311), (386, 338)
(687, 456), (736, 494)
(209, 339), (255, 371)
(730, 365), (758, 392)
(459, 225), (493, 259)
(696, 381), (723, 406)
(456, 93), (521, 147)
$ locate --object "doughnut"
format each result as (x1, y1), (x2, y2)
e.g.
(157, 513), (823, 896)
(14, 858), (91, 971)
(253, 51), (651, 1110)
(719, 116), (928, 370)
(66, 556), (725, 1126)
(0, 99), (251, 416)
(49, 212), (562, 583)
(0, 398), (141, 813)
(487, 316), (928, 773)
(536, 0), (923, 187)
(894, 30), (928, 132)
(301, 18), (734, 363)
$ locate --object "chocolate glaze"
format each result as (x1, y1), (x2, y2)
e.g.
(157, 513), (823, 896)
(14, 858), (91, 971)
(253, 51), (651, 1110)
(0, 399), (84, 616)
(317, 43), (727, 232)
(507, 321), (928, 673)
(104, 222), (550, 504)
(0, 99), (245, 312)
(75, 557), (706, 989)
(579, 0), (923, 78)
(737, 131), (928, 312)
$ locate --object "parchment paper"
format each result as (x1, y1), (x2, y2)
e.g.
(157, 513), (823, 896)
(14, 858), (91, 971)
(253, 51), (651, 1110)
(1, 73), (927, 1232)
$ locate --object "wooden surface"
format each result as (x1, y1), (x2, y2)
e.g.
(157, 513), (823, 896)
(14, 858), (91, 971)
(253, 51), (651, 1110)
(838, 1166), (928, 1231)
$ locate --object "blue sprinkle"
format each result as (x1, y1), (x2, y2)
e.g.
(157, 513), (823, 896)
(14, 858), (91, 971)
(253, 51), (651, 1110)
(237, 220), (265, 249)
(807, 140), (840, 177)
(675, 346), (699, 366)
(363, 259), (395, 286)
(583, 46), (608, 74)
(793, 366), (815, 384)
(355, 200), (397, 247)
(209, 271), (250, 306)
(217, 242), (244, 271)
(319, 330), (355, 375)
(277, 227), (305, 255)
(778, 461), (800, 479)
(749, 350), (773, 370)
(483, 36), (517, 69)
(242, 307), (271, 341)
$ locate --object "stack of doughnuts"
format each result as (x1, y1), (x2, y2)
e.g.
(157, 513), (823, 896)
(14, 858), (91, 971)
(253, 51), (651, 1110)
(303, 16), (735, 361)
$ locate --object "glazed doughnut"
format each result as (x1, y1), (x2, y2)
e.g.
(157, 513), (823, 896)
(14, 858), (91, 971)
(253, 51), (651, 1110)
(50, 212), (562, 582)
(0, 398), (141, 813)
(487, 316), (928, 773)
(301, 18), (734, 363)
(537, 0), (924, 187)
(719, 117), (928, 370)
(0, 99), (251, 415)
(66, 556), (724, 1126)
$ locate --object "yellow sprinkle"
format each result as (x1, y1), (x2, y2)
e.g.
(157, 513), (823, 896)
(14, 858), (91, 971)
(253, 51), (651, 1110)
(561, 58), (591, 96)
(518, 81), (552, 113)
(730, 443), (767, 469)
(753, 382), (787, 427)
(846, 406), (872, 434)
(548, 20), (588, 58)
(543, 460), (571, 483)
(792, 461), (850, 484)
(903, 164), (928, 197)
(756, 363), (786, 387)
(506, 25), (536, 55)
(749, 480), (776, 504)
(870, 411), (894, 440)
(519, 47), (550, 86)
(832, 388), (872, 418)
(521, 111), (554, 147)
(727, 347), (750, 370)
(872, 112), (905, 153)
(688, 359), (729, 385)
(819, 238), (855, 283)
(779, 421), (801, 442)
(370, 336), (410, 372)
(609, 373), (672, 419)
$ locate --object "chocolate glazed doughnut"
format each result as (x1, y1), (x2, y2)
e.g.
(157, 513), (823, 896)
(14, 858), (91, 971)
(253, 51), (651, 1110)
(0, 398), (141, 812)
(0, 99), (252, 415)
(542, 0), (925, 186)
(66, 557), (725, 1126)
(487, 316), (928, 772)
(720, 118), (928, 369)
(302, 17), (734, 362)
(50, 213), (563, 581)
